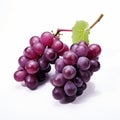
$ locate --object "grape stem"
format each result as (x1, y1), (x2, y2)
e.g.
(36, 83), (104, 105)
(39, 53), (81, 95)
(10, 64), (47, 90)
(54, 29), (72, 36)
(89, 14), (104, 29)
(54, 13), (104, 36)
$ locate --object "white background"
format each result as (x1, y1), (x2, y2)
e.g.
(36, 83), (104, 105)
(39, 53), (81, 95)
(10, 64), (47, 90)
(0, 0), (120, 120)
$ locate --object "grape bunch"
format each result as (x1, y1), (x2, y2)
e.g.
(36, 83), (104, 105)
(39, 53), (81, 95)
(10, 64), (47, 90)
(13, 14), (103, 103)
(51, 41), (101, 103)
(14, 32), (69, 90)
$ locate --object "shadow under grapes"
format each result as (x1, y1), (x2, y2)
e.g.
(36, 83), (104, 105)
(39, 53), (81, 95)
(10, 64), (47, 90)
(73, 82), (100, 104)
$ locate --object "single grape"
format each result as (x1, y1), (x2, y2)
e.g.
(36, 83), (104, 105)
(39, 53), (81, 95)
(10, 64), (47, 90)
(70, 43), (78, 53)
(25, 74), (39, 90)
(61, 95), (76, 103)
(76, 82), (87, 96)
(55, 58), (65, 73)
(40, 32), (53, 46)
(77, 56), (90, 70)
(38, 57), (49, 71)
(78, 41), (88, 46)
(36, 70), (46, 82)
(49, 54), (59, 64)
(62, 65), (76, 80)
(17, 66), (24, 70)
(58, 44), (69, 56)
(76, 89), (83, 96)
(76, 44), (88, 57)
(18, 55), (29, 68)
(44, 48), (58, 62)
(77, 82), (87, 91)
(43, 64), (51, 73)
(29, 36), (40, 46)
(51, 73), (66, 87)
(52, 87), (65, 100)
(25, 60), (39, 74)
(73, 77), (83, 87)
(51, 38), (63, 52)
(64, 81), (77, 96)
(33, 42), (45, 56)
(63, 51), (78, 65)
(14, 70), (27, 82)
(87, 44), (101, 59)
(24, 46), (39, 59)
(79, 70), (91, 82)
(89, 60), (100, 72)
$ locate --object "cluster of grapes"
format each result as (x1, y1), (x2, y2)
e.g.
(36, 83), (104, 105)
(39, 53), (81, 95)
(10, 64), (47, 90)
(13, 13), (104, 103)
(51, 41), (101, 103)
(14, 32), (68, 90)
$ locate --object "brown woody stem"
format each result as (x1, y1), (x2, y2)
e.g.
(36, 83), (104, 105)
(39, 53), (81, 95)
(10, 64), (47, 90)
(54, 29), (72, 36)
(89, 14), (104, 29)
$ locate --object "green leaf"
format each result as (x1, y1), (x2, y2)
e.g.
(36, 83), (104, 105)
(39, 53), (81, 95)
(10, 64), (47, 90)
(72, 20), (90, 44)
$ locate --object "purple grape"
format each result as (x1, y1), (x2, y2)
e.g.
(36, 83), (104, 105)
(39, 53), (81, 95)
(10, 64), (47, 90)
(25, 60), (39, 74)
(63, 51), (78, 65)
(43, 64), (51, 73)
(17, 66), (24, 70)
(77, 57), (90, 70)
(51, 73), (66, 87)
(78, 41), (88, 46)
(87, 44), (101, 59)
(58, 44), (69, 56)
(33, 42), (45, 56)
(76, 89), (83, 96)
(40, 32), (53, 47)
(38, 57), (49, 71)
(76, 82), (87, 96)
(29, 36), (40, 46)
(77, 82), (87, 91)
(79, 70), (91, 82)
(36, 71), (46, 82)
(52, 87), (65, 100)
(51, 39), (63, 52)
(14, 70), (27, 82)
(24, 46), (39, 59)
(62, 65), (76, 80)
(55, 58), (65, 73)
(44, 48), (58, 62)
(70, 43), (78, 53)
(64, 81), (77, 96)
(25, 75), (39, 90)
(89, 60), (100, 72)
(18, 55), (29, 68)
(73, 77), (83, 87)
(49, 54), (59, 64)
(61, 95), (76, 103)
(76, 44), (88, 57)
